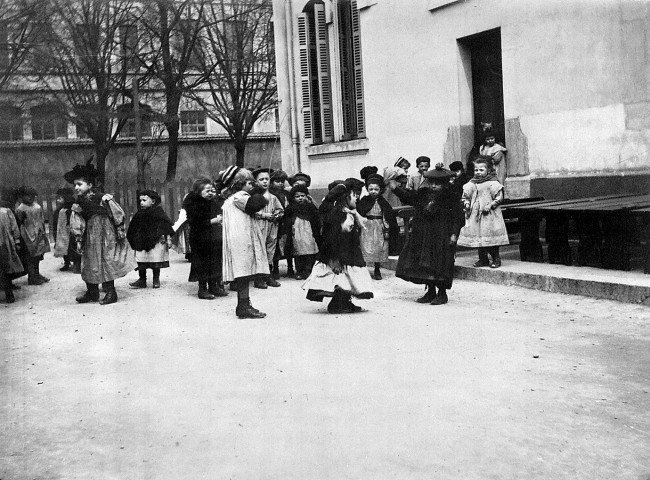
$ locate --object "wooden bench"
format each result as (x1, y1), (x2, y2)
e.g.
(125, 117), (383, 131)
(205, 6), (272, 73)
(631, 207), (650, 274)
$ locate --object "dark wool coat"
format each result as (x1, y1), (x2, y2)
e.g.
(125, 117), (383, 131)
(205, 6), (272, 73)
(183, 192), (225, 282)
(393, 185), (464, 289)
(316, 206), (366, 268)
(356, 195), (399, 254)
(126, 205), (174, 252)
(284, 202), (322, 256)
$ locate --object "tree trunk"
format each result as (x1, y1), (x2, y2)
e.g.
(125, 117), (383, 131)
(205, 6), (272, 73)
(234, 137), (246, 167)
(165, 93), (181, 182)
(95, 144), (110, 191)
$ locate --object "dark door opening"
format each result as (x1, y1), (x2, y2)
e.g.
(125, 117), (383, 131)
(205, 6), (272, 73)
(460, 28), (505, 148)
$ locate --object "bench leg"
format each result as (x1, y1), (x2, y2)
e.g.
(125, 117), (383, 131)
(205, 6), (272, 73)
(643, 219), (650, 274)
(600, 213), (631, 270)
(576, 213), (602, 267)
(519, 214), (543, 262)
(545, 213), (572, 266)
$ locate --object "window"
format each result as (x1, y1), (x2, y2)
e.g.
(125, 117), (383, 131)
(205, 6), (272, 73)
(180, 110), (206, 135)
(0, 105), (23, 141)
(119, 24), (139, 70)
(298, 0), (365, 146)
(119, 117), (151, 138)
(31, 105), (68, 140)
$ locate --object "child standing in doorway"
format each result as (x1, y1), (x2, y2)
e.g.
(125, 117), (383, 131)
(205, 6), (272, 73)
(457, 156), (509, 268)
(479, 129), (507, 187)
(15, 186), (51, 285)
(126, 190), (175, 289)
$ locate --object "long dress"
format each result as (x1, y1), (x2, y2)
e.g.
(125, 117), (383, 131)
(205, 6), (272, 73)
(360, 202), (389, 263)
(302, 207), (373, 301)
(15, 202), (50, 260)
(70, 192), (136, 284)
(255, 192), (284, 262)
(393, 185), (464, 289)
(0, 205), (25, 284)
(221, 190), (269, 282)
(183, 193), (224, 283)
(457, 179), (509, 248)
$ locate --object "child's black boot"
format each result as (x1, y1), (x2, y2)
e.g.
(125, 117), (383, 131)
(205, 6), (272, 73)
(130, 268), (147, 288)
(5, 284), (15, 303)
(417, 285), (436, 303)
(430, 287), (448, 305)
(76, 283), (99, 303)
(253, 278), (268, 289)
(152, 268), (161, 288)
(99, 282), (118, 305)
(60, 256), (71, 271)
(373, 263), (382, 280)
(265, 270), (281, 287)
(236, 297), (266, 318)
(208, 280), (228, 297)
(198, 281), (216, 300)
(473, 247), (490, 268)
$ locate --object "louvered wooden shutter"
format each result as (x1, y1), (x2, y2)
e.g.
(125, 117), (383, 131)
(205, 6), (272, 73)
(350, 0), (366, 137)
(314, 4), (333, 143)
(298, 13), (315, 145)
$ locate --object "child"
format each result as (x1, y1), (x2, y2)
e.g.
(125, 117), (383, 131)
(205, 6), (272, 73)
(303, 180), (373, 314)
(0, 188), (25, 302)
(448, 161), (470, 202)
(53, 187), (81, 273)
(126, 190), (175, 289)
(406, 156), (430, 190)
(269, 170), (293, 279)
(394, 156), (411, 174)
(284, 184), (321, 280)
(457, 156), (510, 268)
(252, 168), (284, 289)
(357, 174), (398, 280)
(15, 186), (51, 285)
(183, 178), (227, 299)
(65, 160), (136, 305)
(479, 129), (507, 186)
(220, 166), (270, 318)
(393, 166), (465, 305)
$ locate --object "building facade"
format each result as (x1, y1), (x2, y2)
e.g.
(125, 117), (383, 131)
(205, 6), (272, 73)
(272, 0), (650, 199)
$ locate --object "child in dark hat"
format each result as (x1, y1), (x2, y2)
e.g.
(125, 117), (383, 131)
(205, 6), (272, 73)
(392, 166), (465, 305)
(126, 190), (175, 289)
(53, 187), (81, 273)
(284, 184), (321, 280)
(15, 186), (51, 285)
(407, 156), (431, 190)
(302, 181), (373, 313)
(357, 174), (398, 280)
(269, 170), (294, 279)
(288, 172), (312, 188)
(0, 188), (25, 302)
(66, 159), (136, 305)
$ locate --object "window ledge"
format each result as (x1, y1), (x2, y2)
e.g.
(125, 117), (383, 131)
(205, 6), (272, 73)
(357, 0), (378, 9)
(427, 0), (463, 12)
(306, 138), (369, 159)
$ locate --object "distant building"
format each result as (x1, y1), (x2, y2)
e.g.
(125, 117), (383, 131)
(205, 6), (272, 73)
(272, 0), (650, 198)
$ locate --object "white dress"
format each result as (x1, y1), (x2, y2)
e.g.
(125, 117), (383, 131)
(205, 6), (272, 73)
(360, 202), (389, 263)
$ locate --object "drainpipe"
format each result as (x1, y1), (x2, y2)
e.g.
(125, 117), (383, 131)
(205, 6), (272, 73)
(284, 0), (301, 173)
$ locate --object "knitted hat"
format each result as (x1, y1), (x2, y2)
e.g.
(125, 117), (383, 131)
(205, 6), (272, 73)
(219, 165), (241, 188)
(138, 189), (161, 204)
(415, 156), (431, 166)
(64, 157), (99, 184)
(290, 184), (309, 197)
(252, 167), (274, 179)
(359, 165), (378, 180)
(289, 172), (311, 187)
(365, 173), (384, 188)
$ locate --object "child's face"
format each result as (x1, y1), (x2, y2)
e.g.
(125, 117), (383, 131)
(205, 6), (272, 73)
(398, 160), (410, 171)
(271, 179), (284, 190)
(485, 136), (495, 147)
(74, 179), (92, 195)
(417, 162), (430, 175)
(367, 184), (381, 197)
(139, 195), (154, 209)
(242, 179), (255, 193)
(200, 184), (216, 200)
(347, 191), (359, 209)
(474, 163), (489, 178)
(56, 196), (64, 207)
(293, 192), (307, 204)
(429, 181), (444, 191)
(21, 194), (35, 205)
(256, 172), (270, 190)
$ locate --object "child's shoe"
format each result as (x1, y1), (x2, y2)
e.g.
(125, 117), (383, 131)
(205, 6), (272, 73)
(152, 279), (161, 288)
(5, 289), (15, 303)
(236, 300), (266, 318)
(129, 278), (147, 288)
(99, 288), (118, 305)
(489, 257), (502, 268)
(253, 279), (268, 289)
(416, 286), (436, 303)
(208, 283), (228, 297)
(76, 291), (99, 303)
(265, 276), (281, 287)
(373, 269), (382, 280)
(430, 289), (448, 305)
(198, 285), (216, 300)
(472, 259), (490, 268)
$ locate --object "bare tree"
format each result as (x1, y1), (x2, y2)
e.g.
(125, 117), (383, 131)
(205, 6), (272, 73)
(195, 0), (276, 167)
(136, 0), (210, 182)
(0, 0), (40, 92)
(29, 0), (139, 187)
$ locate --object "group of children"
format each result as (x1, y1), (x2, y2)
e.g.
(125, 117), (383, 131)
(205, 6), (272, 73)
(0, 146), (509, 315)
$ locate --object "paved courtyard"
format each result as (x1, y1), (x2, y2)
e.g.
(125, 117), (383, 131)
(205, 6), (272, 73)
(2, 252), (650, 479)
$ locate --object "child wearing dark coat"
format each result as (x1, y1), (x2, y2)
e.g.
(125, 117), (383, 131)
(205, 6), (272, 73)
(126, 190), (175, 289)
(183, 178), (228, 299)
(284, 184), (321, 280)
(393, 166), (465, 305)
(0, 188), (25, 302)
(357, 174), (398, 280)
(15, 186), (51, 285)
(302, 180), (373, 314)
(269, 170), (292, 279)
(53, 187), (81, 273)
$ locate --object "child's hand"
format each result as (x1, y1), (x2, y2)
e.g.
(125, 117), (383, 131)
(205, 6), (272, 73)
(102, 194), (113, 202)
(166, 237), (173, 248)
(481, 204), (492, 215)
(71, 204), (82, 214)
(328, 259), (343, 274)
(449, 234), (457, 246)
(210, 215), (223, 225)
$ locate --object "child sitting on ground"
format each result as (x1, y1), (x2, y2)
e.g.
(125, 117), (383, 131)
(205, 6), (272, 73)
(53, 187), (81, 273)
(302, 180), (373, 314)
(457, 156), (510, 268)
(126, 190), (175, 289)
(357, 174), (398, 280)
(284, 184), (321, 280)
(252, 168), (284, 289)
(15, 186), (51, 285)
